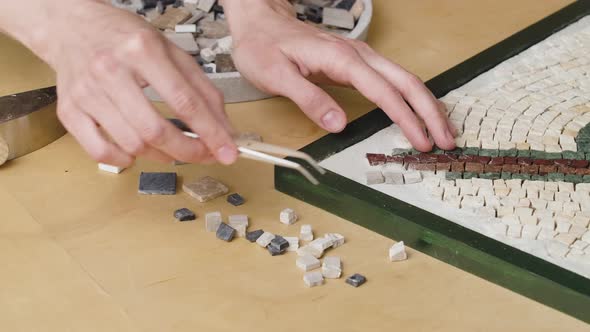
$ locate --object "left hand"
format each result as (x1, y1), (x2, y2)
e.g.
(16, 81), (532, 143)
(220, 0), (456, 152)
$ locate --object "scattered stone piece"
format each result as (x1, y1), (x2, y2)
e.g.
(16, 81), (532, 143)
(297, 254), (321, 271)
(300, 224), (314, 241)
(388, 241), (408, 261)
(284, 236), (300, 251)
(203, 63), (216, 73)
(346, 273), (367, 288)
(227, 193), (245, 206)
(216, 223), (236, 242)
(183, 176), (229, 202)
(324, 233), (345, 248)
(268, 235), (290, 255)
(175, 24), (197, 33)
(309, 237), (333, 252)
(98, 163), (125, 174)
(198, 20), (230, 38)
(256, 231), (275, 247)
(321, 256), (342, 279)
(138, 172), (177, 195)
(174, 208), (196, 221)
(228, 214), (248, 237)
(205, 212), (222, 232)
(280, 208), (298, 225)
(246, 229), (264, 243)
(197, 0), (216, 12)
(384, 171), (404, 185)
(297, 245), (323, 259)
(303, 271), (324, 288)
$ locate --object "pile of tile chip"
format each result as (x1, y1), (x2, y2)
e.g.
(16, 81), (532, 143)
(111, 0), (365, 74)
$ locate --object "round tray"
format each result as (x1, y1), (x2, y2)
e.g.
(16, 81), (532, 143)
(145, 0), (373, 103)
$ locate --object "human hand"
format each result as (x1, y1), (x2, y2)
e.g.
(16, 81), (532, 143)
(222, 0), (456, 151)
(9, 0), (238, 166)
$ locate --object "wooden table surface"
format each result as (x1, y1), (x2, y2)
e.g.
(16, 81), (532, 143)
(1, 1), (588, 331)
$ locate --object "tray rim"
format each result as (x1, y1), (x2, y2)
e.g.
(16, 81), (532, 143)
(275, 1), (590, 324)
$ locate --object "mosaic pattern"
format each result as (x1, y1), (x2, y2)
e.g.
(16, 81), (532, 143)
(357, 17), (590, 270)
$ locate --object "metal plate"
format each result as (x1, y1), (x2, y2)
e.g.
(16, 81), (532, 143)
(0, 87), (66, 164)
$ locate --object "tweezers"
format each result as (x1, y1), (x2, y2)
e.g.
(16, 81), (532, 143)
(182, 131), (325, 185)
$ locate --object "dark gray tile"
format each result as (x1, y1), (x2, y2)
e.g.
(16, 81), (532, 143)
(139, 172), (177, 195)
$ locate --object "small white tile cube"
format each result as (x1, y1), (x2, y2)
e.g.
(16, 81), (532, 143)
(522, 225), (541, 240)
(279, 208), (298, 225)
(309, 237), (333, 252)
(98, 163), (125, 174)
(175, 24), (197, 33)
(297, 245), (323, 259)
(389, 241), (408, 261)
(303, 271), (324, 287)
(296, 254), (321, 271)
(324, 233), (345, 248)
(284, 237), (300, 252)
(403, 171), (422, 184)
(538, 228), (557, 240)
(321, 256), (342, 279)
(256, 232), (275, 247)
(205, 212), (222, 232)
(507, 225), (523, 238)
(228, 214), (249, 227)
(300, 224), (314, 241)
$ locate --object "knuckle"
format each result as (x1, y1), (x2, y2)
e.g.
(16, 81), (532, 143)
(405, 73), (425, 90)
(89, 143), (113, 163)
(330, 40), (358, 59)
(140, 124), (166, 146)
(90, 51), (120, 76)
(125, 29), (161, 56)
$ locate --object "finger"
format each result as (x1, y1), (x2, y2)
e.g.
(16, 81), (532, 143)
(80, 86), (174, 164)
(316, 42), (432, 151)
(168, 48), (235, 135)
(57, 99), (133, 166)
(90, 52), (212, 164)
(349, 41), (456, 150)
(264, 57), (347, 132)
(117, 35), (238, 164)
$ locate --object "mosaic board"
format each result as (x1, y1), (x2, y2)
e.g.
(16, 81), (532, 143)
(275, 2), (590, 323)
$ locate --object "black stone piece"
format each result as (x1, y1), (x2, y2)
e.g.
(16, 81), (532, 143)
(267, 245), (283, 256)
(268, 235), (289, 254)
(138, 172), (177, 195)
(141, 0), (158, 9)
(304, 5), (323, 24)
(168, 118), (192, 132)
(174, 208), (196, 221)
(246, 229), (264, 243)
(136, 9), (147, 16)
(346, 273), (367, 287)
(227, 193), (245, 206)
(212, 4), (224, 14)
(156, 1), (165, 14)
(336, 0), (357, 11)
(173, 0), (183, 8)
(296, 13), (307, 21)
(216, 223), (236, 242)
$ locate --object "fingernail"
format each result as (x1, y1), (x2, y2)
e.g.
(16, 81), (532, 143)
(322, 110), (345, 132)
(217, 144), (237, 165)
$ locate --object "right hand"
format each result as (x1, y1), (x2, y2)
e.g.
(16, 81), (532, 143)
(37, 1), (238, 166)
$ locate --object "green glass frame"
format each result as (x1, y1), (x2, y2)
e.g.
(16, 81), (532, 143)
(275, 1), (590, 323)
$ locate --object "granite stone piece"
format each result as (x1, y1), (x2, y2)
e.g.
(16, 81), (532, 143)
(216, 223), (236, 242)
(345, 273), (367, 288)
(484, 164), (503, 173)
(445, 172), (463, 180)
(183, 176), (229, 202)
(197, 20), (230, 38)
(138, 172), (177, 195)
(151, 7), (191, 30)
(267, 245), (283, 256)
(304, 5), (323, 24)
(174, 208), (196, 221)
(436, 162), (451, 172)
(227, 193), (245, 206)
(269, 235), (290, 254)
(246, 229), (264, 243)
(451, 161), (465, 172)
(465, 162), (484, 173)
